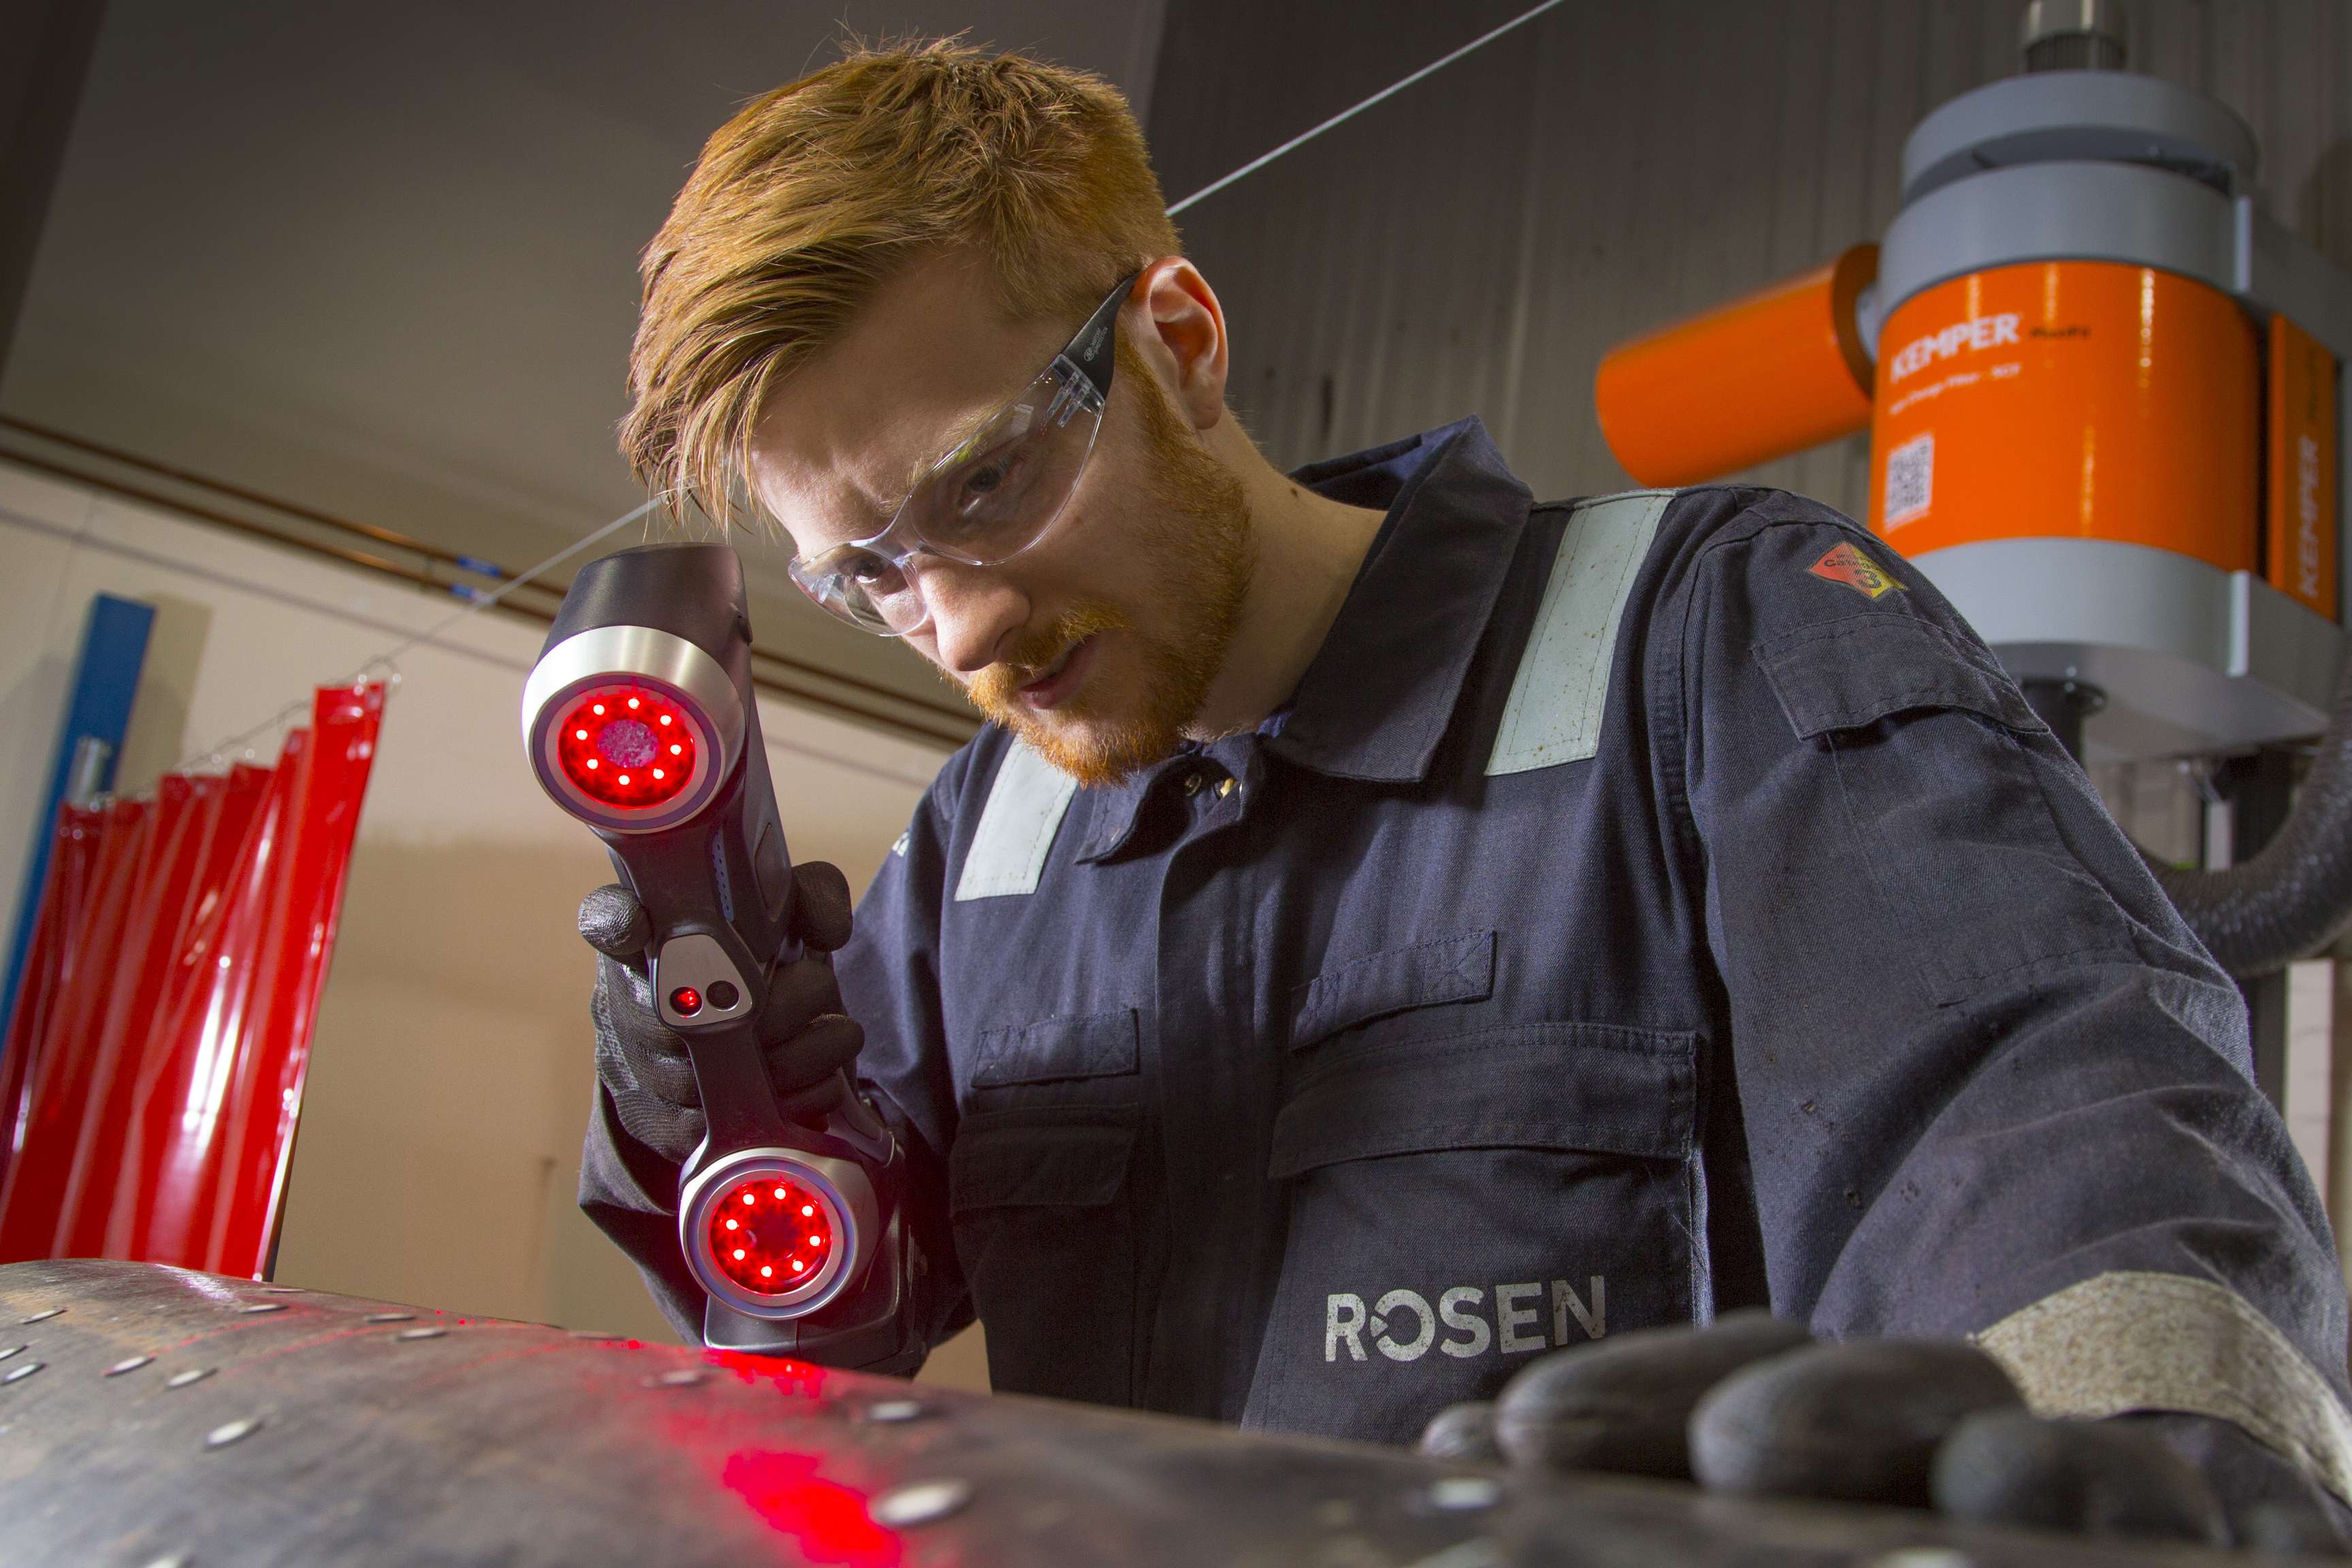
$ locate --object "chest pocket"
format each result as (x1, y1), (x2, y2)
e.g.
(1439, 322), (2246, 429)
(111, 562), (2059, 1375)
(949, 1109), (1140, 1406)
(1244, 936), (1701, 1446)
(1754, 611), (2138, 1006)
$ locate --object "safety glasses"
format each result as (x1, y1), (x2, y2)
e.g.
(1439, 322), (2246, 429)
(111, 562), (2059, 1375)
(787, 272), (1141, 636)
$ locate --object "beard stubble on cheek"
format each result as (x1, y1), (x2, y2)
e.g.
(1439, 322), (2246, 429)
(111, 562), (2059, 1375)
(961, 353), (1256, 788)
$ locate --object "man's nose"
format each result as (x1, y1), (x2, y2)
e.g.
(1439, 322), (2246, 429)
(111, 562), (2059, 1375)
(917, 559), (1031, 676)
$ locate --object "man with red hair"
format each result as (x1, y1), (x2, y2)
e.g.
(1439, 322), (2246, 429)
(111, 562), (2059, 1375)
(577, 39), (2352, 1550)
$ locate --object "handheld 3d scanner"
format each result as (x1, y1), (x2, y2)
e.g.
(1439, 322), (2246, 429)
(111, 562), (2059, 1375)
(522, 543), (909, 1360)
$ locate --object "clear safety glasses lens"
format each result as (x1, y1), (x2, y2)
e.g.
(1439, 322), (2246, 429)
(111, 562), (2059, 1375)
(788, 358), (1106, 636)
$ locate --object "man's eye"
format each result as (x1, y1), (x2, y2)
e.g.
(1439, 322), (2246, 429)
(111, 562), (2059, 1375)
(957, 455), (1017, 510)
(843, 551), (895, 587)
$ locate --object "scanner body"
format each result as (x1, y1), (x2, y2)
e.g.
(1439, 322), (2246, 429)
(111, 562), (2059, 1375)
(522, 544), (910, 1362)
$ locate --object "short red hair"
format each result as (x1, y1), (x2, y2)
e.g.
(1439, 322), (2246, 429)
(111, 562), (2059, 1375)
(622, 39), (1178, 523)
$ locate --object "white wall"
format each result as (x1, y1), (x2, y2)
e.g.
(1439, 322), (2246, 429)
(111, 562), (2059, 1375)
(0, 456), (991, 1384)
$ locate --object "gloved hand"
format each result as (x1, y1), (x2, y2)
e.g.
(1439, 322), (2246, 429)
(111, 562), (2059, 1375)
(582, 860), (864, 1167)
(1420, 1316), (2352, 1554)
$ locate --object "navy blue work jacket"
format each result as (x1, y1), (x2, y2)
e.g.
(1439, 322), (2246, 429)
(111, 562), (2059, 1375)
(583, 419), (2351, 1466)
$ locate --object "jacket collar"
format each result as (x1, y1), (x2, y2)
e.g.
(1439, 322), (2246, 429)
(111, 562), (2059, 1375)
(1071, 418), (1530, 862)
(1268, 416), (1531, 781)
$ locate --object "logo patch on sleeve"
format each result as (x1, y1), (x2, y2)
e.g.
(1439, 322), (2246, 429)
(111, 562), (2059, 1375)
(1808, 542), (1906, 600)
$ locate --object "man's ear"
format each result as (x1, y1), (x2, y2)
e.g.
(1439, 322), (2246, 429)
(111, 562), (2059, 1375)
(1133, 258), (1228, 431)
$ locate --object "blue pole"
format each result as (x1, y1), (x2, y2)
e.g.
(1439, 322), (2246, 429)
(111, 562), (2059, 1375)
(0, 593), (155, 1045)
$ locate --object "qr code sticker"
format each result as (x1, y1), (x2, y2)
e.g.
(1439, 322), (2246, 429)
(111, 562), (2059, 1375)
(1884, 434), (1933, 527)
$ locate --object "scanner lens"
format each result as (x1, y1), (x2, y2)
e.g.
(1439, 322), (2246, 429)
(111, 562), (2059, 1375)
(706, 1172), (833, 1296)
(554, 685), (698, 811)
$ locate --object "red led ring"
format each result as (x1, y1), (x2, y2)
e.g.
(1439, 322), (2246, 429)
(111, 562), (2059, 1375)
(678, 1150), (872, 1320)
(704, 1173), (836, 1297)
(551, 684), (700, 813)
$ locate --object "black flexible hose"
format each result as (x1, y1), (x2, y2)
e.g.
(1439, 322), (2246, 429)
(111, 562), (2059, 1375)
(2151, 652), (2352, 979)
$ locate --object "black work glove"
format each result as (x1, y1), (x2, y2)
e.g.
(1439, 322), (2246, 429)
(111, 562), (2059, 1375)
(1422, 1316), (2352, 1554)
(582, 861), (863, 1168)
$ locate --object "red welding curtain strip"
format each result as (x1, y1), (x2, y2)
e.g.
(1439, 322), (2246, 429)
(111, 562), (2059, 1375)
(0, 804), (105, 1198)
(0, 800), (148, 1256)
(133, 740), (301, 1270)
(52, 774), (216, 1256)
(0, 683), (385, 1276)
(101, 764), (270, 1263)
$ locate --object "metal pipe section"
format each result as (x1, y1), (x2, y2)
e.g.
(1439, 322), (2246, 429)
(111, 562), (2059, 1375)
(0, 410), (517, 576)
(0, 444), (979, 749)
(0, 1259), (2246, 1565)
(2021, 0), (2129, 74)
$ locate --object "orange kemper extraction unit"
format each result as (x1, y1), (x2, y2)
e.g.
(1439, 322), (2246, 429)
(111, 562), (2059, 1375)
(1595, 1), (2348, 762)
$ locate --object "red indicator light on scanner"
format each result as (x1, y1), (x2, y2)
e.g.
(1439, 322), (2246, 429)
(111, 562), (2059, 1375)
(670, 986), (702, 1015)
(705, 1174), (833, 1296)
(554, 685), (698, 810)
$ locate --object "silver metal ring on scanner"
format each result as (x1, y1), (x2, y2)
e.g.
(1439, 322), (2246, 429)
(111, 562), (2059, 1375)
(678, 1151), (861, 1320)
(520, 625), (745, 833)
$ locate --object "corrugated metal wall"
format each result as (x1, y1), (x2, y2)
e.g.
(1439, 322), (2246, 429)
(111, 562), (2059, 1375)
(1148, 0), (2351, 521)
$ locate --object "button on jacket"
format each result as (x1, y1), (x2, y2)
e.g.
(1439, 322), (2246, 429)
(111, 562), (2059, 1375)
(582, 418), (2352, 1493)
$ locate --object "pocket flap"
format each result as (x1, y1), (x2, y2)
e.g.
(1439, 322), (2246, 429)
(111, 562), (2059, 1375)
(1756, 614), (2042, 738)
(950, 1118), (1135, 1213)
(1269, 1021), (1695, 1178)
(972, 1007), (1141, 1088)
(1289, 930), (1497, 1049)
